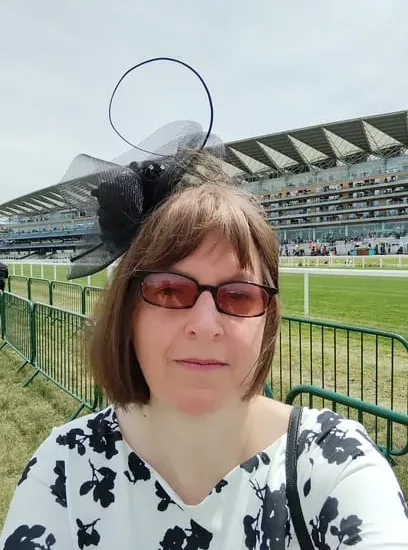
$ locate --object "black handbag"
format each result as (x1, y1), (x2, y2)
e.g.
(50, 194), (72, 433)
(285, 406), (314, 549)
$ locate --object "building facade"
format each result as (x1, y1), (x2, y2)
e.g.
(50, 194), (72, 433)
(0, 110), (407, 257)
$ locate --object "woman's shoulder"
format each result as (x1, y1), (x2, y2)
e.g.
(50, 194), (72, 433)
(28, 406), (122, 466)
(292, 407), (408, 545)
(49, 405), (118, 440)
(298, 406), (378, 462)
(250, 398), (377, 464)
(14, 406), (122, 493)
(294, 405), (390, 496)
(54, 405), (118, 435)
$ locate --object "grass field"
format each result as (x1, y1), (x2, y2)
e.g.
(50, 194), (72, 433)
(280, 273), (408, 338)
(1, 267), (407, 529)
(0, 346), (82, 529)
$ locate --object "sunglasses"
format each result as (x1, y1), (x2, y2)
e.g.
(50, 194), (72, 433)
(134, 270), (278, 318)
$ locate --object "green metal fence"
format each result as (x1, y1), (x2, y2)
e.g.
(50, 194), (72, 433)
(82, 286), (104, 316)
(8, 275), (29, 299)
(28, 277), (52, 304)
(50, 281), (83, 313)
(29, 303), (98, 419)
(0, 292), (34, 368)
(273, 316), (408, 458)
(285, 384), (408, 461)
(0, 281), (407, 462)
(6, 276), (103, 315)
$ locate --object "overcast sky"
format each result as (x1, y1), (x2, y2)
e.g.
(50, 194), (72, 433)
(1, 0), (408, 203)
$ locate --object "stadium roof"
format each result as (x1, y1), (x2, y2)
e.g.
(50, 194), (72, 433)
(1, 109), (408, 217)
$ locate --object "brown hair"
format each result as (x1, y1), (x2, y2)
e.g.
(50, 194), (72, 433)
(88, 152), (280, 406)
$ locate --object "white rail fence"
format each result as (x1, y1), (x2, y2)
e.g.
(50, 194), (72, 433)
(280, 254), (408, 269)
(3, 260), (116, 286)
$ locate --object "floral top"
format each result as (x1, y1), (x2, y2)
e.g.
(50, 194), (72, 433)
(1, 406), (407, 549)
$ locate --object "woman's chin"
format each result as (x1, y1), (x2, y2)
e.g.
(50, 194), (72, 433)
(169, 390), (233, 416)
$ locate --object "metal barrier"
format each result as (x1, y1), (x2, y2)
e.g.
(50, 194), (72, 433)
(0, 292), (3, 338)
(6, 277), (104, 315)
(8, 275), (29, 298)
(82, 286), (104, 316)
(50, 281), (83, 313)
(28, 277), (52, 304)
(28, 303), (98, 419)
(273, 315), (408, 456)
(285, 384), (408, 461)
(0, 292), (34, 368)
(0, 281), (407, 460)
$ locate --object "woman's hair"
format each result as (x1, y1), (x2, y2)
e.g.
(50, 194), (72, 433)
(88, 151), (280, 406)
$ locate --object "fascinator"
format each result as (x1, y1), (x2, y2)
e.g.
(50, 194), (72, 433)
(58, 58), (222, 280)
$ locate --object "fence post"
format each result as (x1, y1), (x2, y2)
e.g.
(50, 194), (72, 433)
(304, 272), (309, 317)
(0, 291), (5, 340)
(82, 287), (86, 315)
(29, 301), (36, 365)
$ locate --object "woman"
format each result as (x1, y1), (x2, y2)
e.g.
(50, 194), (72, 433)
(1, 153), (407, 549)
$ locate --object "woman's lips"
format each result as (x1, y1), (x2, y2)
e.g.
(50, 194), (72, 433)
(176, 358), (228, 371)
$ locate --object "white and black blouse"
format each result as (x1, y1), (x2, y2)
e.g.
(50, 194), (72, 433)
(1, 406), (407, 549)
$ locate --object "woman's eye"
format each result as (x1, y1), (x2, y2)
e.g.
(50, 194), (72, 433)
(158, 286), (177, 296)
(226, 291), (249, 301)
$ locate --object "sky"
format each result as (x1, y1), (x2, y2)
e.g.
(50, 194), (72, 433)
(1, 0), (408, 203)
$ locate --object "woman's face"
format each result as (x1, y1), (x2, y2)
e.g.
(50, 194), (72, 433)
(132, 233), (266, 415)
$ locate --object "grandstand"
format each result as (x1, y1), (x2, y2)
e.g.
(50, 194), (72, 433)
(0, 110), (407, 258)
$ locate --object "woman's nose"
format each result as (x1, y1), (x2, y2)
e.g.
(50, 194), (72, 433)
(184, 290), (224, 339)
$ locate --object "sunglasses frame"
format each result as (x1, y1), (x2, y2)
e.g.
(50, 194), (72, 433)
(133, 270), (279, 318)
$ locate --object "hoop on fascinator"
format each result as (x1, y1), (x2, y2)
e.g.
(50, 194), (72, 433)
(57, 58), (224, 280)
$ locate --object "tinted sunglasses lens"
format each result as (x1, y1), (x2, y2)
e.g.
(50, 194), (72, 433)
(217, 283), (269, 316)
(141, 273), (197, 308)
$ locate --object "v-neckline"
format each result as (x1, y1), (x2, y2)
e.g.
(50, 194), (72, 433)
(112, 405), (288, 509)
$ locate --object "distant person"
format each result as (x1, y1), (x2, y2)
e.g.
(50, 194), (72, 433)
(0, 261), (9, 292)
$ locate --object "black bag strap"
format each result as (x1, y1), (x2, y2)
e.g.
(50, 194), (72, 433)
(286, 406), (314, 549)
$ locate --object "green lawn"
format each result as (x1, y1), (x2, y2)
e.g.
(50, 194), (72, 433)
(0, 346), (83, 530)
(279, 273), (408, 338)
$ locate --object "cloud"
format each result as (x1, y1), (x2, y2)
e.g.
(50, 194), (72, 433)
(1, 0), (408, 203)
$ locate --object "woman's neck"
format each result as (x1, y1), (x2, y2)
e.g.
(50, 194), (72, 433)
(118, 397), (255, 504)
(149, 396), (252, 460)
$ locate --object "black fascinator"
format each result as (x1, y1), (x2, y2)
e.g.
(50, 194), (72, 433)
(58, 58), (222, 280)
